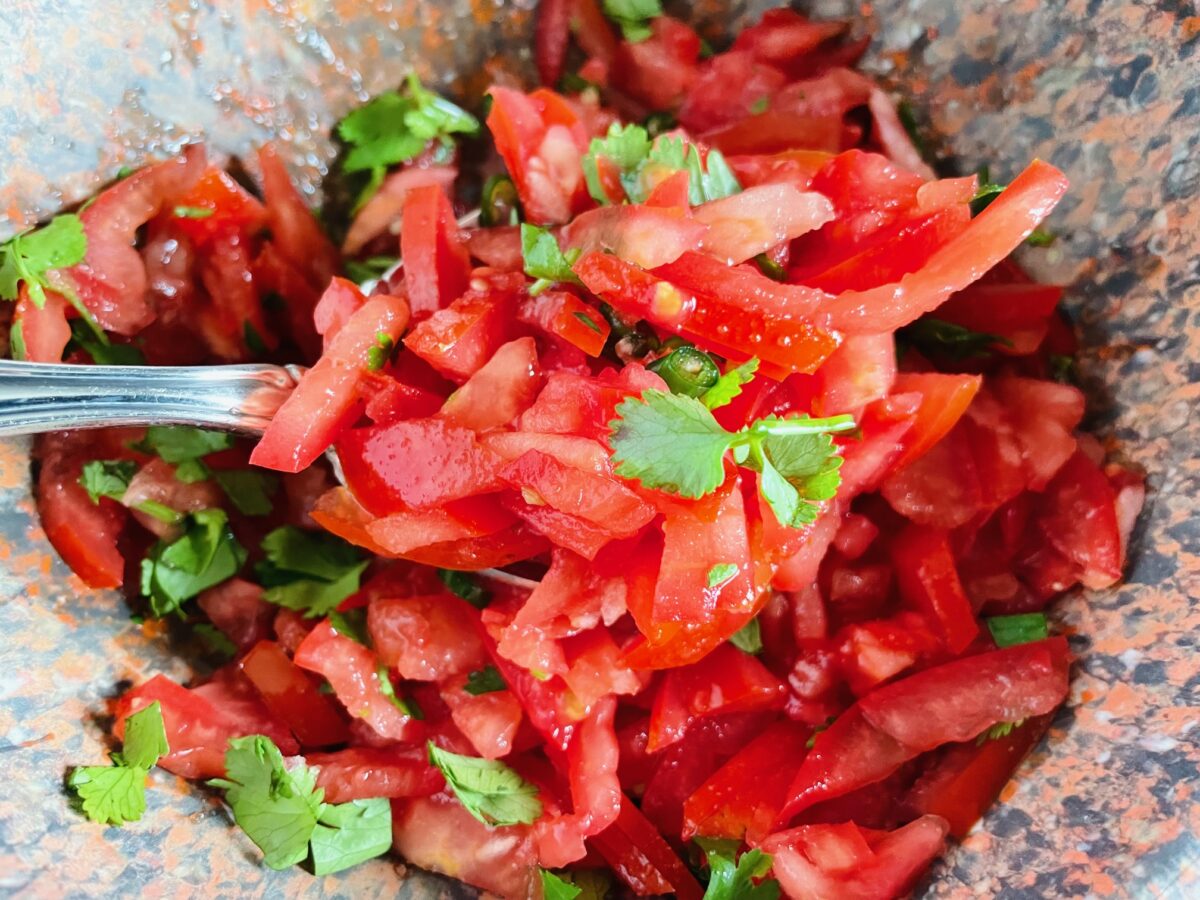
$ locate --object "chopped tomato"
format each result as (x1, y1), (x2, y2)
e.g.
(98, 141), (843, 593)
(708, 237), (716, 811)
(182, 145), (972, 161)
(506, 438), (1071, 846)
(517, 290), (611, 357)
(197, 578), (274, 650)
(890, 524), (979, 653)
(256, 143), (341, 292)
(678, 51), (787, 134)
(400, 183), (472, 318)
(170, 167), (267, 247)
(312, 275), (366, 346)
(439, 672), (525, 760)
(438, 337), (544, 431)
(251, 292), (411, 472)
(343, 164), (458, 256)
(694, 183), (835, 264)
(590, 795), (705, 900)
(887, 372), (982, 470)
(612, 17), (702, 110)
(308, 746), (443, 803)
(562, 205), (707, 268)
(1036, 450), (1123, 589)
(731, 9), (847, 77)
(14, 286), (72, 362)
(240, 639), (352, 747)
(368, 593), (488, 680)
(403, 278), (519, 381)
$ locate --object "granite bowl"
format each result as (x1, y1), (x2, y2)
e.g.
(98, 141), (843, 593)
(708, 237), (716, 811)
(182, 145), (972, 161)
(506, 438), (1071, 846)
(0, 1), (1196, 897)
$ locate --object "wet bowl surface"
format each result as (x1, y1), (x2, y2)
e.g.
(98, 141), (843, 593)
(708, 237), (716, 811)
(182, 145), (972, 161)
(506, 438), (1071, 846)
(0, 1), (1197, 897)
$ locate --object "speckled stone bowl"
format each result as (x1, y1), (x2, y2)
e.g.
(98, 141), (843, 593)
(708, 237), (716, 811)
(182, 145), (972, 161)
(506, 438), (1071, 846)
(0, 1), (1196, 896)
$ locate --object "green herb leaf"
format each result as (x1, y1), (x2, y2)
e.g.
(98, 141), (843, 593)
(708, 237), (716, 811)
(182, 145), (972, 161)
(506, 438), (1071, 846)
(214, 470), (279, 517)
(9, 320), (26, 360)
(977, 719), (1025, 745)
(1048, 353), (1075, 384)
(427, 742), (543, 827)
(581, 124), (740, 206)
(702, 358), (760, 410)
(174, 458), (211, 484)
(309, 798), (393, 875)
(366, 331), (395, 372)
(986, 613), (1049, 648)
(0, 214), (88, 307)
(897, 317), (1010, 361)
(194, 622), (238, 659)
(327, 607), (370, 645)
(79, 459), (137, 504)
(729, 617), (763, 655)
(67, 319), (145, 365)
(581, 122), (653, 204)
(140, 509), (247, 617)
(521, 223), (582, 293)
(541, 870), (583, 900)
(173, 205), (214, 219)
(706, 563), (739, 589)
(121, 701), (170, 770)
(377, 664), (424, 719)
(344, 255), (399, 285)
(464, 665), (507, 695)
(68, 701), (168, 826)
(437, 569), (490, 608)
(256, 527), (368, 617)
(696, 837), (780, 900)
(601, 0), (663, 42)
(1026, 227), (1057, 247)
(209, 735), (324, 870)
(749, 96), (769, 115)
(754, 253), (787, 281)
(133, 426), (234, 464)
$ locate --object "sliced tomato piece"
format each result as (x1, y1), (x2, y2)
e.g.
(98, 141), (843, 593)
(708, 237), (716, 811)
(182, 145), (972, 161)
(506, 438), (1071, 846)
(993, 375), (1084, 490)
(13, 286), (72, 363)
(403, 278), (519, 381)
(534, 0), (571, 85)
(312, 275), (366, 346)
(590, 794), (705, 900)
(343, 164), (458, 256)
(678, 50), (787, 134)
(890, 524), (979, 653)
(695, 183), (834, 264)
(400, 183), (472, 318)
(240, 639), (351, 748)
(731, 9), (847, 77)
(1036, 450), (1123, 589)
(197, 578), (274, 650)
(482, 431), (611, 474)
(256, 143), (341, 291)
(867, 88), (936, 179)
(517, 290), (610, 357)
(519, 368), (667, 440)
(293, 620), (420, 742)
(250, 291), (411, 472)
(562, 204), (707, 268)
(438, 337), (544, 431)
(439, 672), (525, 760)
(887, 372), (982, 470)
(307, 746), (443, 804)
(368, 593), (487, 680)
(813, 332), (896, 416)
(170, 167), (267, 247)
(612, 16), (702, 110)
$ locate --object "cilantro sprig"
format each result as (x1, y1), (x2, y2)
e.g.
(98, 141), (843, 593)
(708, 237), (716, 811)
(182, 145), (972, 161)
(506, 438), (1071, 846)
(696, 838), (780, 900)
(140, 509), (248, 617)
(68, 702), (169, 826)
(897, 317), (1011, 361)
(986, 613), (1049, 648)
(729, 617), (763, 655)
(581, 123), (740, 206)
(464, 666), (507, 695)
(602, 0), (663, 42)
(209, 735), (392, 874)
(255, 526), (369, 618)
(338, 74), (480, 207)
(427, 742), (543, 827)
(521, 223), (582, 295)
(0, 214), (87, 308)
(609, 390), (854, 527)
(702, 358), (760, 410)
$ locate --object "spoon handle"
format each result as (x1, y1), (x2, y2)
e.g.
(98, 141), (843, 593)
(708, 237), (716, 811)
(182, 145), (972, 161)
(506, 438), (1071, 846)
(0, 360), (302, 437)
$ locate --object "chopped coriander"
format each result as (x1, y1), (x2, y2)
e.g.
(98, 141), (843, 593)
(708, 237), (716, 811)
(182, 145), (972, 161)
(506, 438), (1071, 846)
(140, 509), (247, 617)
(68, 701), (168, 826)
(243, 320), (268, 356)
(971, 171), (1007, 215)
(377, 664), (424, 719)
(338, 74), (480, 208)
(214, 470), (278, 517)
(706, 563), (739, 589)
(194, 623), (238, 659)
(643, 110), (677, 138)
(702, 358), (760, 410)
(133, 425), (234, 464)
(437, 569), (490, 608)
(521, 223), (582, 294)
(427, 742), (543, 827)
(541, 870), (583, 900)
(68, 319), (146, 365)
(256, 526), (368, 617)
(582, 122), (653, 204)
(729, 617), (763, 655)
(601, 0), (662, 42)
(806, 716), (836, 749)
(344, 255), (399, 285)
(977, 719), (1025, 745)
(173, 205), (214, 219)
(309, 797), (394, 876)
(366, 331), (395, 372)
(0, 213), (88, 308)
(573, 310), (602, 333)
(136, 499), (184, 525)
(174, 458), (211, 484)
(464, 665), (507, 695)
(754, 253), (787, 281)
(9, 320), (26, 360)
(896, 99), (933, 166)
(897, 317), (1011, 361)
(1026, 227), (1057, 247)
(79, 459), (137, 504)
(327, 607), (370, 645)
(986, 613), (1049, 648)
(609, 390), (853, 528)
(749, 96), (769, 115)
(695, 837), (781, 900)
(1048, 353), (1075, 383)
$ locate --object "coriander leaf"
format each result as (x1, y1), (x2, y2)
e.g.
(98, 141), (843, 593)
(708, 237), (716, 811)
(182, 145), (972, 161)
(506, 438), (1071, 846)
(68, 766), (147, 827)
(1026, 227), (1057, 247)
(755, 448), (816, 528)
(971, 175), (1006, 215)
(601, 0), (663, 42)
(195, 622), (238, 659)
(262, 561), (369, 618)
(345, 255), (399, 285)
(609, 390), (734, 499)
(696, 837), (780, 900)
(465, 665), (507, 695)
(897, 317), (1010, 361)
(141, 509), (247, 617)
(121, 701), (170, 770)
(438, 569), (490, 608)
(174, 458), (211, 484)
(402, 73), (481, 140)
(173, 205), (214, 219)
(209, 735), (325, 870)
(541, 870), (583, 900)
(214, 470), (278, 517)
(707, 563), (738, 589)
(9, 320), (26, 360)
(569, 870), (612, 900)
(0, 214), (88, 307)
(729, 617), (763, 655)
(328, 607), (370, 645)
(67, 319), (145, 365)
(134, 425), (234, 464)
(694, 146), (741, 203)
(309, 797), (393, 876)
(754, 254), (788, 282)
(377, 664), (424, 719)
(427, 742), (543, 827)
(79, 459), (137, 504)
(257, 526), (368, 617)
(986, 613), (1048, 648)
(521, 223), (582, 291)
(582, 122), (653, 204)
(977, 719), (1025, 745)
(702, 358), (760, 410)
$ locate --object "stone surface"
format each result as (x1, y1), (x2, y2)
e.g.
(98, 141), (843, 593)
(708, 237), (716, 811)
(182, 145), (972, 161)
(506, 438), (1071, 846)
(0, 0), (1197, 896)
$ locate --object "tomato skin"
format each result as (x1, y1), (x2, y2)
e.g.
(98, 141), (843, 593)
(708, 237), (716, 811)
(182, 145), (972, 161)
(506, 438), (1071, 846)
(1036, 450), (1123, 590)
(517, 290), (610, 357)
(763, 816), (950, 900)
(890, 524), (979, 654)
(993, 375), (1084, 490)
(590, 795), (705, 900)
(612, 17), (702, 110)
(368, 593), (487, 681)
(403, 281), (519, 381)
(887, 372), (982, 471)
(337, 417), (503, 514)
(251, 292), (411, 472)
(363, 496), (515, 552)
(731, 9), (847, 77)
(196, 230), (274, 360)
(439, 672), (525, 760)
(197, 578), (275, 650)
(256, 143), (341, 292)
(293, 621), (421, 742)
(170, 167), (267, 248)
(312, 276), (366, 346)
(307, 746), (443, 804)
(562, 205), (707, 268)
(519, 368), (668, 441)
(648, 643), (787, 752)
(867, 87), (936, 179)
(534, 0), (571, 86)
(34, 433), (128, 589)
(694, 183), (835, 264)
(240, 640), (352, 748)
(813, 332), (896, 416)
(14, 286), (72, 363)
(400, 183), (472, 318)
(682, 717), (811, 843)
(678, 51), (787, 134)
(438, 337), (544, 431)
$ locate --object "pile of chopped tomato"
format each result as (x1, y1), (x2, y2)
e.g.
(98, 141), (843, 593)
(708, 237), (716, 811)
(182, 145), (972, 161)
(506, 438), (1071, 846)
(9, 3), (1145, 899)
